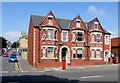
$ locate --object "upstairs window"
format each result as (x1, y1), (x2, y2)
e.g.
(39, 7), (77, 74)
(91, 34), (94, 42)
(62, 32), (68, 42)
(77, 48), (82, 59)
(72, 32), (76, 41)
(48, 29), (54, 40)
(78, 32), (82, 41)
(94, 24), (98, 29)
(76, 21), (80, 28)
(96, 49), (101, 58)
(48, 17), (53, 25)
(105, 36), (109, 44)
(96, 34), (100, 42)
(42, 29), (46, 40)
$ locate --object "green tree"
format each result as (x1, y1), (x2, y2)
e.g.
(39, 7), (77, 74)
(0, 37), (7, 48)
(11, 42), (19, 48)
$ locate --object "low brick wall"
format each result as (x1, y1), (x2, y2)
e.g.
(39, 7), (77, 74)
(35, 59), (61, 68)
(34, 59), (111, 68)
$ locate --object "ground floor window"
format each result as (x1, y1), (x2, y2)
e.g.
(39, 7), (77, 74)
(72, 48), (82, 59)
(91, 49), (95, 58)
(77, 48), (82, 59)
(96, 49), (101, 58)
(73, 48), (76, 58)
(42, 47), (46, 58)
(42, 47), (56, 58)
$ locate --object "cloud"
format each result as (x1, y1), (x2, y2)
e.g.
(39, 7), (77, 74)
(88, 5), (105, 16)
(2, 31), (21, 43)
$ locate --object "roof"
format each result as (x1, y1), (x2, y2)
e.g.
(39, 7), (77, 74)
(31, 15), (111, 34)
(111, 37), (120, 46)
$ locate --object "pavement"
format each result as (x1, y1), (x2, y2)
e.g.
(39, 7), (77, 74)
(17, 55), (119, 72)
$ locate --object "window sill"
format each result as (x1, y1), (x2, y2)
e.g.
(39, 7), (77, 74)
(41, 57), (58, 59)
(72, 41), (85, 42)
(90, 42), (102, 43)
(90, 58), (102, 60)
(72, 58), (85, 59)
(62, 41), (68, 42)
(42, 39), (58, 41)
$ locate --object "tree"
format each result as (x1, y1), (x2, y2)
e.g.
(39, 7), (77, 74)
(11, 42), (19, 48)
(0, 37), (7, 48)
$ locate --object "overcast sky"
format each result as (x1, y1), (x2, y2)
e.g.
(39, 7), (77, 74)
(1, 2), (119, 42)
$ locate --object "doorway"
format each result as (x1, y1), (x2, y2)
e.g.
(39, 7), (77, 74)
(61, 47), (69, 65)
(105, 51), (109, 61)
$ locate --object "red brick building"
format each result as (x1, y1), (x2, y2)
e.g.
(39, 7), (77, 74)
(28, 11), (111, 68)
(111, 37), (120, 63)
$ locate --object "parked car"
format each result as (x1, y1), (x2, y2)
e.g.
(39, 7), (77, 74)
(2, 53), (9, 57)
(4, 51), (9, 53)
(8, 54), (18, 62)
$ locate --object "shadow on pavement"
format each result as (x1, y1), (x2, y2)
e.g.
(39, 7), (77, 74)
(1, 75), (80, 83)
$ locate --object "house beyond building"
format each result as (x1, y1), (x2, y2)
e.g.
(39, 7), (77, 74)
(28, 11), (111, 68)
(111, 37), (120, 63)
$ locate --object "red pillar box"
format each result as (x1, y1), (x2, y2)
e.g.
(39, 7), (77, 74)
(62, 59), (66, 69)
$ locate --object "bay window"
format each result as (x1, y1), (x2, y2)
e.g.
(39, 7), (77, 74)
(42, 29), (46, 40)
(72, 48), (83, 59)
(96, 34), (100, 42)
(42, 47), (46, 58)
(91, 34), (94, 42)
(72, 48), (76, 58)
(47, 47), (54, 58)
(91, 49), (95, 58)
(78, 32), (82, 41)
(72, 32), (76, 41)
(72, 32), (83, 42)
(77, 48), (82, 59)
(96, 49), (101, 58)
(48, 29), (54, 40)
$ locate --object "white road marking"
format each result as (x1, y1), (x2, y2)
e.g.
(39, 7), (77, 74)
(11, 71), (19, 73)
(1, 71), (9, 73)
(81, 75), (103, 79)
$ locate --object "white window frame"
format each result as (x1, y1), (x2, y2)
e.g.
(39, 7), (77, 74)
(76, 21), (80, 28)
(42, 29), (46, 40)
(72, 48), (76, 58)
(91, 34), (94, 42)
(72, 32), (76, 41)
(96, 34), (101, 42)
(62, 31), (68, 42)
(42, 47), (46, 58)
(91, 49), (95, 58)
(94, 22), (99, 30)
(47, 47), (54, 58)
(105, 35), (109, 44)
(96, 49), (101, 58)
(90, 32), (102, 43)
(48, 29), (54, 40)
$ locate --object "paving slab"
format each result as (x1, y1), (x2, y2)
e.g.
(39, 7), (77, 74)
(17, 55), (118, 72)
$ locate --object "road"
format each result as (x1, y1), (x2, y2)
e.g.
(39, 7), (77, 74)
(0, 56), (119, 82)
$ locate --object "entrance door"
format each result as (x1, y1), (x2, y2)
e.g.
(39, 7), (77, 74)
(105, 51), (109, 61)
(62, 48), (68, 65)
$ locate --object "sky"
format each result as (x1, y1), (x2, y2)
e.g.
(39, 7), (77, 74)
(1, 2), (119, 42)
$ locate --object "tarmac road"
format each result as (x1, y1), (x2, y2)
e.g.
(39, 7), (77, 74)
(1, 57), (119, 82)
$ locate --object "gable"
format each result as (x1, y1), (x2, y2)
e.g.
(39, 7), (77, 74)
(88, 18), (104, 32)
(70, 15), (86, 31)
